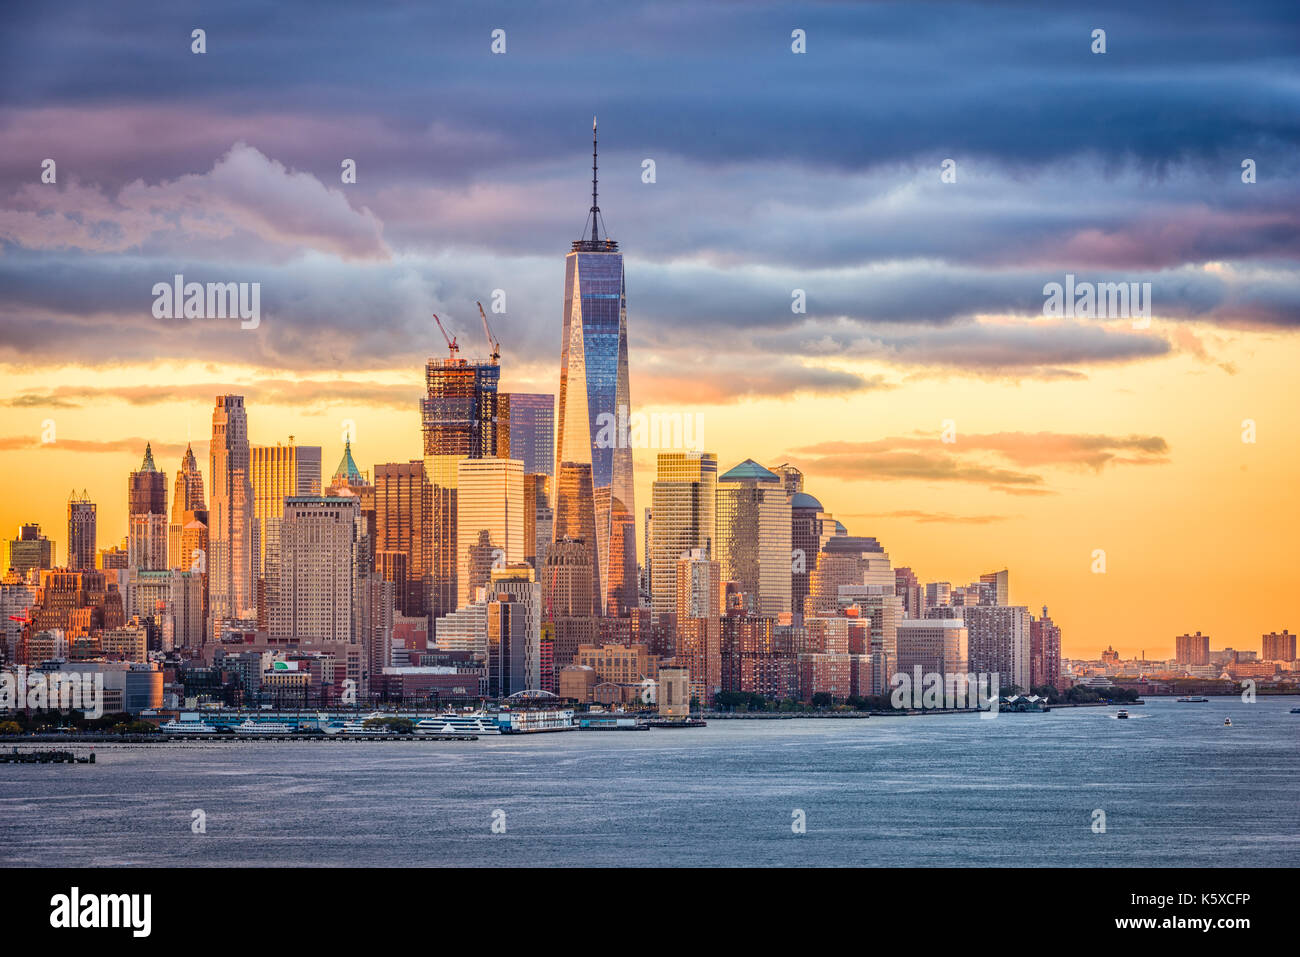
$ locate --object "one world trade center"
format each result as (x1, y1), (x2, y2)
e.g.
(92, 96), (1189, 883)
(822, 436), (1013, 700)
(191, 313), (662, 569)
(554, 118), (637, 616)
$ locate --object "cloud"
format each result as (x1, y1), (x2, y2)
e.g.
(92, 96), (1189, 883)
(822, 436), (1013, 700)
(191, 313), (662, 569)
(3, 379), (419, 412)
(788, 430), (1171, 490)
(0, 143), (387, 260)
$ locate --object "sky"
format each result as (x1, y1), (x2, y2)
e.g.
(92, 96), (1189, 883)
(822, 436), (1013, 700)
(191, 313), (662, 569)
(1, 0), (1298, 658)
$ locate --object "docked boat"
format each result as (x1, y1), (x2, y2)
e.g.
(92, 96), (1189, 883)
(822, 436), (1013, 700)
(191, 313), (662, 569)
(498, 708), (575, 734)
(415, 712), (501, 736)
(1177, 696), (1209, 703)
(235, 719), (294, 735)
(160, 718), (217, 734)
(1116, 710), (1129, 719)
(327, 721), (392, 736)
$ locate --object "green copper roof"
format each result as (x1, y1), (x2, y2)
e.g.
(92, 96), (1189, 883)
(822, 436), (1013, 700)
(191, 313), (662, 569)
(720, 458), (779, 483)
(140, 443), (158, 472)
(332, 438), (364, 484)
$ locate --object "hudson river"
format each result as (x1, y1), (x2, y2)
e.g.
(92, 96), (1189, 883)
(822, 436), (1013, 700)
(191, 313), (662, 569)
(3, 696), (1297, 866)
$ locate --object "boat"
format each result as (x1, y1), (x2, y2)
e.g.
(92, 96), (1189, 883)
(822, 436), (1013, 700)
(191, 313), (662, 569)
(498, 708), (576, 734)
(234, 719), (294, 735)
(415, 712), (501, 736)
(327, 720), (392, 736)
(1177, 696), (1209, 703)
(160, 718), (217, 734)
(1224, 717), (1232, 726)
(1290, 708), (1300, 714)
(1116, 710), (1129, 719)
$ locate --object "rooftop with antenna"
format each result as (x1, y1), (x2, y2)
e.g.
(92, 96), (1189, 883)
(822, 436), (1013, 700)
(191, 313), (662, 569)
(573, 116), (618, 253)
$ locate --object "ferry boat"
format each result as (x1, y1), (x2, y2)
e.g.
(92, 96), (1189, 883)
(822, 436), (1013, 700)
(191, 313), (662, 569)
(328, 721), (393, 736)
(235, 719), (294, 735)
(322, 712), (392, 736)
(415, 712), (501, 736)
(498, 708), (576, 734)
(1115, 710), (1129, 719)
(160, 718), (217, 734)
(1177, 696), (1209, 703)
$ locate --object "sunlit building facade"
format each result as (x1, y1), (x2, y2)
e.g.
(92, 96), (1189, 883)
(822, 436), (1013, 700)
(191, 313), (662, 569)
(456, 458), (525, 608)
(554, 122), (636, 617)
(66, 491), (97, 572)
(716, 459), (792, 617)
(650, 452), (717, 620)
(127, 443), (168, 572)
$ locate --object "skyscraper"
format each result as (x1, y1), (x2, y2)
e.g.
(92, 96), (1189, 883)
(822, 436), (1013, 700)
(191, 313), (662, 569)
(66, 491), (96, 571)
(650, 452), (718, 621)
(250, 439), (323, 584)
(554, 119), (636, 617)
(423, 325), (505, 620)
(456, 458), (525, 609)
(716, 459), (792, 617)
(375, 461), (432, 620)
(209, 395), (255, 640)
(271, 496), (358, 642)
(1029, 606), (1062, 688)
(169, 444), (207, 570)
(675, 546), (722, 706)
(127, 444), (168, 571)
(6, 524), (53, 578)
(502, 393), (555, 477)
(979, 569), (1010, 606)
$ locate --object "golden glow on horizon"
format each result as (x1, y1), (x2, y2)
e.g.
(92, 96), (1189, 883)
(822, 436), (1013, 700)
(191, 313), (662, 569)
(2, 322), (1296, 661)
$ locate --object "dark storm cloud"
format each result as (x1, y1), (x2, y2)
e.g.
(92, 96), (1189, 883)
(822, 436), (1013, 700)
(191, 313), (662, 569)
(1, 0), (1298, 388)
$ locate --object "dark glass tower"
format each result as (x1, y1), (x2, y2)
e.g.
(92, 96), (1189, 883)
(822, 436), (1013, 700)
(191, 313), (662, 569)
(554, 118), (636, 616)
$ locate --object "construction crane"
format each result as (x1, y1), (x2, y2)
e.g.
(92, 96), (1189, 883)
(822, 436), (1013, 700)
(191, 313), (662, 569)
(431, 313), (459, 359)
(476, 301), (500, 365)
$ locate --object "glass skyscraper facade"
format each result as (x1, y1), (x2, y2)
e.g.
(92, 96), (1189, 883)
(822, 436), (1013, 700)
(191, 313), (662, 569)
(554, 121), (636, 616)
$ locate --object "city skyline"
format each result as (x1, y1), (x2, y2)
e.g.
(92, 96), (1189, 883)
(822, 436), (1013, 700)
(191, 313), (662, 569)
(2, 1), (1298, 660)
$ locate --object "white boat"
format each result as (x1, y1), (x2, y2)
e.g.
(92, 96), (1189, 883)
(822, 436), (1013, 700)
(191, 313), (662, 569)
(1116, 710), (1129, 719)
(324, 713), (393, 736)
(235, 719), (294, 735)
(499, 708), (575, 734)
(415, 712), (500, 735)
(160, 718), (217, 734)
(1224, 717), (1232, 726)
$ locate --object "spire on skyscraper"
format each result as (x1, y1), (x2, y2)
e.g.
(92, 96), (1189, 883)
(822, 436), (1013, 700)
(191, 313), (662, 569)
(141, 442), (157, 472)
(576, 117), (616, 252)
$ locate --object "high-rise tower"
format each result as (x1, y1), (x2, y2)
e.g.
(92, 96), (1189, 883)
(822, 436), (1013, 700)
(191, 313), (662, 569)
(67, 491), (97, 572)
(554, 118), (636, 616)
(127, 443), (168, 571)
(209, 395), (254, 639)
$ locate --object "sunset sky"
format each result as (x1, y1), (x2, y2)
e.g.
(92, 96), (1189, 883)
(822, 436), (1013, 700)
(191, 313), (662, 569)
(2, 1), (1297, 658)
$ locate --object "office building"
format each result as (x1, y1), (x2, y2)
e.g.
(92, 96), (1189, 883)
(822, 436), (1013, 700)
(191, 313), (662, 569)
(715, 459), (792, 617)
(127, 443), (168, 571)
(6, 524), (54, 577)
(209, 395), (255, 639)
(66, 491), (96, 572)
(649, 452), (718, 620)
(456, 458), (525, 609)
(554, 121), (637, 616)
